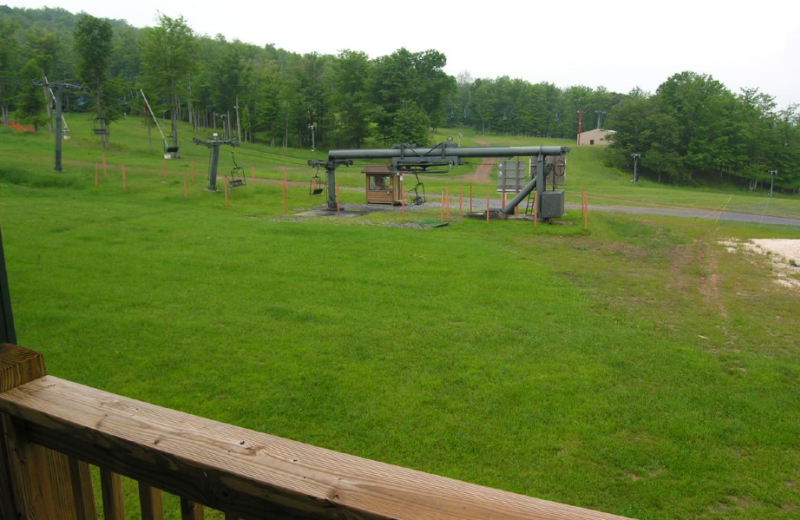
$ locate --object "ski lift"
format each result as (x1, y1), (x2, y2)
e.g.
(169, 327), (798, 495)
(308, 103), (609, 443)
(140, 89), (179, 158)
(164, 140), (179, 155)
(227, 151), (246, 188)
(408, 172), (426, 205)
(309, 171), (325, 195)
(93, 117), (109, 136)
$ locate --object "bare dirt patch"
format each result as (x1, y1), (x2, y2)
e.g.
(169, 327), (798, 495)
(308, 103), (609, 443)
(720, 239), (800, 290)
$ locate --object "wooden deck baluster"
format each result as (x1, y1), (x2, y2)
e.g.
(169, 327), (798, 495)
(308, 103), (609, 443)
(138, 482), (165, 520)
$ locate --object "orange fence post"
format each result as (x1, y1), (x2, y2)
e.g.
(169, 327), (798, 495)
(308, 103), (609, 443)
(459, 184), (463, 216)
(191, 161), (196, 184)
(184, 171), (188, 200)
(446, 188), (450, 220)
(122, 165), (127, 192)
(486, 190), (490, 225)
(583, 190), (589, 229)
(401, 177), (405, 220)
(515, 191), (520, 216)
(102, 152), (108, 177)
(95, 163), (99, 187)
(470, 183), (473, 213)
(502, 191), (506, 209)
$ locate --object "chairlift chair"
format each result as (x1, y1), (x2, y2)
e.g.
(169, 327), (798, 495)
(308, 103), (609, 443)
(228, 151), (246, 188)
(309, 172), (325, 195)
(93, 117), (109, 136)
(408, 172), (426, 205)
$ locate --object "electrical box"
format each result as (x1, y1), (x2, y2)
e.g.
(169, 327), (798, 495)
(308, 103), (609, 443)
(540, 190), (565, 218)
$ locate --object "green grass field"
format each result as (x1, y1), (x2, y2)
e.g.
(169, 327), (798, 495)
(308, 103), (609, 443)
(1, 118), (799, 520)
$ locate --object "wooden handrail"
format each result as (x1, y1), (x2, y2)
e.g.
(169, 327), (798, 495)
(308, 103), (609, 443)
(0, 345), (635, 520)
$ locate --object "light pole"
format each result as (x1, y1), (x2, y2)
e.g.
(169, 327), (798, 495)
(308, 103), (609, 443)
(308, 124), (316, 151)
(768, 169), (778, 196)
(632, 153), (641, 183)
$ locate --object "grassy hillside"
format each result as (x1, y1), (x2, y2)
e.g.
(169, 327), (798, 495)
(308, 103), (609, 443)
(1, 119), (799, 520)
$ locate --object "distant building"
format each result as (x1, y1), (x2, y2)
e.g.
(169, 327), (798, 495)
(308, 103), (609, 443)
(578, 129), (615, 146)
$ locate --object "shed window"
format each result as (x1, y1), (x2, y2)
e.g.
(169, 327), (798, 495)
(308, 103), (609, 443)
(369, 175), (391, 191)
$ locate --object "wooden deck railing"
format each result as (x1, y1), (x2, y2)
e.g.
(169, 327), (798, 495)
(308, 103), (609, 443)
(0, 344), (634, 520)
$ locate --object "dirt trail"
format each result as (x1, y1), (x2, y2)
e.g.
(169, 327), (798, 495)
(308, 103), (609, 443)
(453, 138), (497, 183)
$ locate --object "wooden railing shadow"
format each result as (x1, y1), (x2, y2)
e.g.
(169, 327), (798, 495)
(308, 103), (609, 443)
(0, 344), (634, 520)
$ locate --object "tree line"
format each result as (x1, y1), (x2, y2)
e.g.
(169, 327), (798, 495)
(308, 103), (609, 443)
(0, 6), (796, 191)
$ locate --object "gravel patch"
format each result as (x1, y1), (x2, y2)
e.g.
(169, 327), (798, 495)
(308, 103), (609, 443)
(720, 239), (800, 289)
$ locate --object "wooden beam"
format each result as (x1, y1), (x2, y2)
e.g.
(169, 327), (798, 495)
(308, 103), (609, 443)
(0, 343), (46, 393)
(0, 376), (634, 520)
(0, 344), (97, 520)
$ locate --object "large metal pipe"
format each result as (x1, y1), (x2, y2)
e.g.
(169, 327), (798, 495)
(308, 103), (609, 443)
(329, 146), (568, 160)
(502, 177), (537, 215)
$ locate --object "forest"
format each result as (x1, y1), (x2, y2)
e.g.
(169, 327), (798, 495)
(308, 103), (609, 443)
(0, 5), (798, 191)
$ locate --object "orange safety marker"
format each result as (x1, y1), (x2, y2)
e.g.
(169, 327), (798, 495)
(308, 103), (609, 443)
(515, 190), (520, 216)
(470, 183), (473, 212)
(534, 191), (538, 227)
(486, 190), (490, 225)
(583, 190), (589, 229)
(191, 161), (196, 184)
(459, 185), (463, 215)
(283, 171), (288, 215)
(163, 159), (167, 181)
(401, 177), (405, 220)
(251, 166), (255, 183)
(122, 165), (127, 192)
(446, 187), (450, 220)
(336, 184), (341, 215)
(183, 171), (188, 200)
(102, 152), (108, 177)
(502, 191), (507, 209)
(95, 163), (99, 187)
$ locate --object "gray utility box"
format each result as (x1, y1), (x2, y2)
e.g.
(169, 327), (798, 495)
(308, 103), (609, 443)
(540, 190), (565, 218)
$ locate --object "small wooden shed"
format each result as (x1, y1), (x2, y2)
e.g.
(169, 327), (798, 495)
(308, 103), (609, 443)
(363, 166), (403, 205)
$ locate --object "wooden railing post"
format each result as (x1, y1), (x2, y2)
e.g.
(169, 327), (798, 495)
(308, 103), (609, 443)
(0, 344), (97, 520)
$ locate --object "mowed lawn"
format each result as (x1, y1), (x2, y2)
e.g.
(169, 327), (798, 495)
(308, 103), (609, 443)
(1, 122), (800, 520)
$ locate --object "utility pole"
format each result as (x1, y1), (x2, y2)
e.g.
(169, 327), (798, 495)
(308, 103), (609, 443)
(631, 153), (641, 183)
(595, 110), (606, 130)
(308, 123), (316, 151)
(234, 97), (242, 144)
(768, 170), (778, 196)
(577, 110), (585, 145)
(33, 80), (84, 172)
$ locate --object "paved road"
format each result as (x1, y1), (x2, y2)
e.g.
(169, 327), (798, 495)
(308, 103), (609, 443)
(564, 203), (800, 228)
(331, 185), (800, 228)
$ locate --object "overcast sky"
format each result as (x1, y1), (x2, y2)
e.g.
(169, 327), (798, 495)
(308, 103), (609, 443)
(6, 0), (800, 109)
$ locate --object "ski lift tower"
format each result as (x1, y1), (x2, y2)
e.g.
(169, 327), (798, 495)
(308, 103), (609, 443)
(193, 134), (239, 191)
(33, 80), (85, 172)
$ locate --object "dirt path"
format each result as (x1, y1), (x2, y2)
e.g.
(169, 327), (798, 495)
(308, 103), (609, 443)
(453, 138), (497, 183)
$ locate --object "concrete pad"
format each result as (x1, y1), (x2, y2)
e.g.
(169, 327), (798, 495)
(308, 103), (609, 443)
(296, 209), (365, 218)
